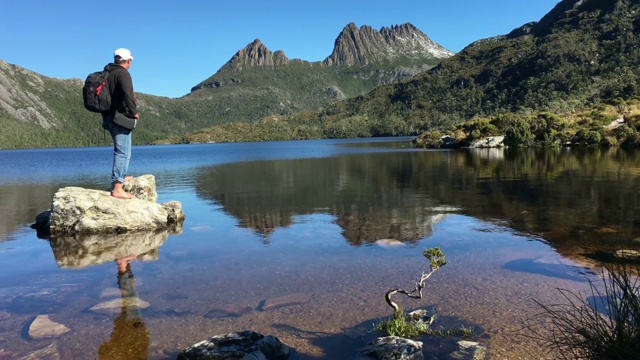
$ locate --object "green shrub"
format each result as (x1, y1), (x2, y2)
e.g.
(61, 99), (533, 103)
(504, 117), (534, 147)
(413, 130), (445, 148)
(624, 114), (640, 131)
(573, 129), (603, 146)
(614, 125), (640, 148)
(531, 112), (572, 145)
(455, 118), (500, 143)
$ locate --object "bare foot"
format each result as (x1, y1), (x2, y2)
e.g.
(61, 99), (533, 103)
(111, 189), (134, 199)
(116, 255), (135, 272)
(125, 175), (133, 182)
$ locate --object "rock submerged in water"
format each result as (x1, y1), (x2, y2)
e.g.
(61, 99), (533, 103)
(258, 292), (311, 311)
(89, 297), (150, 315)
(449, 340), (487, 360)
(362, 336), (424, 360)
(28, 315), (71, 339)
(177, 330), (296, 360)
(362, 336), (487, 360)
(32, 175), (185, 236)
(204, 305), (253, 319)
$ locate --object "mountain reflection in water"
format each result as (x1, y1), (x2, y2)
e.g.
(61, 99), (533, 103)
(194, 146), (640, 266)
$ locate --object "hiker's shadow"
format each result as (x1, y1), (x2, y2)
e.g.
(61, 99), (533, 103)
(271, 306), (485, 359)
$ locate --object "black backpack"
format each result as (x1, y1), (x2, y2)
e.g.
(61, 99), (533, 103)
(82, 69), (111, 112)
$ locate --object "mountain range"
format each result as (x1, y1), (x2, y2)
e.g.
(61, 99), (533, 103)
(3, 0), (640, 149)
(293, 0), (640, 131)
(0, 22), (451, 149)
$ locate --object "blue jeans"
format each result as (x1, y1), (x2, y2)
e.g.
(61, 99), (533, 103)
(103, 116), (132, 185)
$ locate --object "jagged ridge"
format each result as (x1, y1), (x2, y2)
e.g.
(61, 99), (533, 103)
(191, 22), (453, 93)
(225, 22), (452, 69)
(228, 39), (291, 70)
(324, 22), (453, 66)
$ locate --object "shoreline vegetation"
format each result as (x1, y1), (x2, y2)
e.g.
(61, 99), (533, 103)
(413, 100), (640, 149)
(153, 100), (640, 149)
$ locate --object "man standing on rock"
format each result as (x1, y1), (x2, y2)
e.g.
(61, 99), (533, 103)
(102, 48), (139, 199)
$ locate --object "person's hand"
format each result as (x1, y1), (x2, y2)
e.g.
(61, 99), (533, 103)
(133, 114), (140, 119)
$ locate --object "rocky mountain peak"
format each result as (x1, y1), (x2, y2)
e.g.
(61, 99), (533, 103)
(228, 39), (290, 70)
(324, 22), (454, 67)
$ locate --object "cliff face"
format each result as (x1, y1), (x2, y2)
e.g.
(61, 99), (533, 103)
(0, 59), (69, 129)
(324, 22), (454, 66)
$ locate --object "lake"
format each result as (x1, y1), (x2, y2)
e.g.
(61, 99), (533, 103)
(0, 137), (639, 359)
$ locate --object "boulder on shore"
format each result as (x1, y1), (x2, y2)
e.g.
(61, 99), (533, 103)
(32, 175), (185, 236)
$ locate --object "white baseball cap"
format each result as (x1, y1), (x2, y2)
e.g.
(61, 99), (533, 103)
(114, 48), (134, 61)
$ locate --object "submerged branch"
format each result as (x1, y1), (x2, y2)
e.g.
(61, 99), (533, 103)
(384, 247), (448, 313)
(385, 271), (438, 312)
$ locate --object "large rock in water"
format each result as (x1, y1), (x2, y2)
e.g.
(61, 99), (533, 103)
(177, 330), (296, 360)
(44, 175), (184, 235)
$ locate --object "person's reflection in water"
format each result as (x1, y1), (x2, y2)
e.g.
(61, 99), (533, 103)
(98, 255), (150, 360)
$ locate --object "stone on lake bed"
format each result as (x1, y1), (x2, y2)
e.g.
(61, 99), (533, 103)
(89, 297), (150, 315)
(28, 315), (70, 339)
(16, 343), (62, 359)
(0, 310), (10, 320)
(449, 340), (487, 360)
(0, 349), (17, 358)
(205, 305), (253, 318)
(99, 288), (122, 299)
(406, 309), (435, 328)
(258, 292), (311, 311)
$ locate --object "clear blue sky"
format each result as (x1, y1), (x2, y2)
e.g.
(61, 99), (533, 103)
(1, 0), (560, 99)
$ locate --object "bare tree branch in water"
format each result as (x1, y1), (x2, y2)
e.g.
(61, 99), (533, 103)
(384, 247), (448, 313)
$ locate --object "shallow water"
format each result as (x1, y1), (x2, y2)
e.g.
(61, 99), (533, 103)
(0, 138), (639, 359)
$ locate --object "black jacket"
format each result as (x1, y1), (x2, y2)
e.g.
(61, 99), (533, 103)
(101, 63), (137, 117)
